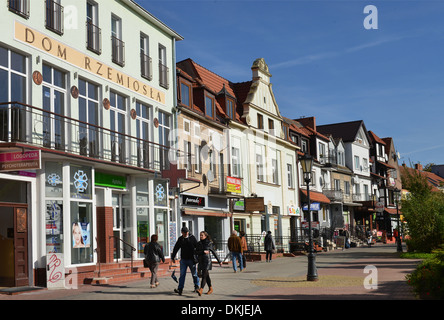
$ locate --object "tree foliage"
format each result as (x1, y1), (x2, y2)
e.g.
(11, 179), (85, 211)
(401, 167), (444, 253)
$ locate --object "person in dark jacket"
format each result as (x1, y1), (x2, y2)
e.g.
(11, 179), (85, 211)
(171, 226), (200, 295)
(227, 230), (243, 272)
(196, 231), (222, 296)
(143, 234), (165, 288)
(264, 231), (275, 262)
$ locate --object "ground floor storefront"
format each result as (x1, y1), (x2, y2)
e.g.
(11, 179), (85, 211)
(0, 154), (173, 288)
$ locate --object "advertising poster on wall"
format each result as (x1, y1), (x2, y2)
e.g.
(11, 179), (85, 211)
(72, 222), (90, 248)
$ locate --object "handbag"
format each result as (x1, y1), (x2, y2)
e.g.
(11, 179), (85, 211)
(143, 258), (149, 268)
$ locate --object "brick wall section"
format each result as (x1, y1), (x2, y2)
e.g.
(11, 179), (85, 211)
(96, 207), (113, 263)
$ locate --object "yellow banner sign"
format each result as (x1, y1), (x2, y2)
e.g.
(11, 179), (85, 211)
(15, 21), (165, 104)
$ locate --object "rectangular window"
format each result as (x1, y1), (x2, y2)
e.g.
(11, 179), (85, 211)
(184, 140), (191, 172)
(136, 101), (152, 168)
(158, 111), (171, 170)
(109, 91), (127, 163)
(71, 202), (93, 264)
(227, 98), (235, 120)
(159, 45), (168, 89)
(319, 143), (325, 159)
(194, 144), (202, 173)
(86, 1), (101, 54)
(111, 15), (124, 66)
(257, 114), (263, 130)
(354, 155), (360, 170)
(46, 0), (64, 35)
(205, 95), (214, 118)
(180, 82), (191, 107)
(363, 158), (368, 172)
(287, 164), (293, 188)
(78, 79), (100, 158)
(272, 158), (278, 184)
(338, 151), (344, 166)
(232, 147), (240, 177)
(334, 179), (341, 191)
(301, 140), (308, 153)
(256, 146), (264, 182)
(140, 33), (151, 80)
(345, 181), (350, 195)
(0, 47), (28, 143)
(268, 119), (274, 135)
(8, 0), (29, 18)
(136, 178), (149, 258)
(42, 64), (66, 151)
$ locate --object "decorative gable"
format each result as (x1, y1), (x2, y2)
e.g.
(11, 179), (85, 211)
(243, 58), (282, 118)
(355, 125), (370, 148)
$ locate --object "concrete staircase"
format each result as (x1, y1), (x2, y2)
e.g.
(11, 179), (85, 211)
(85, 259), (177, 285)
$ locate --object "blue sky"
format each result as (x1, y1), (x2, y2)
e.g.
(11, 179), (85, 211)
(142, 0), (444, 167)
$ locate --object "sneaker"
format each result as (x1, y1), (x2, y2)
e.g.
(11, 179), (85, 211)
(174, 288), (182, 295)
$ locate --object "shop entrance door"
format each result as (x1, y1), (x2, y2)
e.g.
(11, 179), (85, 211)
(0, 204), (28, 287)
(112, 192), (132, 260)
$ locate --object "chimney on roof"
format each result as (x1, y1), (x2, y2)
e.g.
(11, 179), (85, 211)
(415, 163), (423, 171)
(297, 116), (316, 130)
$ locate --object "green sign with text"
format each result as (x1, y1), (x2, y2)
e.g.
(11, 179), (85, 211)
(95, 172), (126, 189)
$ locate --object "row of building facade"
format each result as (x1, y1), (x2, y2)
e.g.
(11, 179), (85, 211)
(0, 0), (402, 288)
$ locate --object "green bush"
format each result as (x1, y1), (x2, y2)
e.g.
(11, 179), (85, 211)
(406, 248), (444, 299)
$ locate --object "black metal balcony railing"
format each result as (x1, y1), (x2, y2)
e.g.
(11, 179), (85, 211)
(141, 53), (152, 80)
(159, 62), (169, 89)
(112, 36), (125, 66)
(86, 21), (101, 54)
(45, 0), (64, 35)
(0, 102), (174, 172)
(8, 0), (29, 18)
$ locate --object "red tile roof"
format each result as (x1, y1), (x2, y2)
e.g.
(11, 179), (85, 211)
(177, 58), (251, 125)
(401, 164), (444, 192)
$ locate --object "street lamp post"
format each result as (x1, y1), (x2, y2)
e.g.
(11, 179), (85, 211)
(300, 154), (318, 282)
(394, 188), (403, 252)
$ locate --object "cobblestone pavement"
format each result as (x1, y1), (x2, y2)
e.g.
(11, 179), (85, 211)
(0, 243), (421, 302)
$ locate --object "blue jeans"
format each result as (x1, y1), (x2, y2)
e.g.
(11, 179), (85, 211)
(231, 252), (243, 272)
(178, 259), (199, 290)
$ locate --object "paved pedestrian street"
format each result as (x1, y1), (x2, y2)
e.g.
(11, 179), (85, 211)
(1, 243), (421, 304)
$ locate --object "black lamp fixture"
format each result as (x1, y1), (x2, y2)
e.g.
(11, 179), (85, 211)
(299, 154), (318, 281)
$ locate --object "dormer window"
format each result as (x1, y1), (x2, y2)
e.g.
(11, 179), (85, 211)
(205, 94), (214, 118)
(226, 98), (235, 120)
(180, 81), (191, 107)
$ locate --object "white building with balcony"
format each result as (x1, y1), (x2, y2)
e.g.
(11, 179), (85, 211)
(0, 0), (182, 288)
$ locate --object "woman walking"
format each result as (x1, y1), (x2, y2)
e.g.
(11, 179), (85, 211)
(144, 234), (165, 288)
(196, 231), (222, 296)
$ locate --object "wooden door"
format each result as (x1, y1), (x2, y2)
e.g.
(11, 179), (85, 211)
(14, 207), (29, 287)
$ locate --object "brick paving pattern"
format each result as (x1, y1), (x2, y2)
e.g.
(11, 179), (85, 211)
(0, 243), (420, 301)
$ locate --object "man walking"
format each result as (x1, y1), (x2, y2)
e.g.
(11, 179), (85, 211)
(171, 227), (199, 295)
(227, 230), (243, 273)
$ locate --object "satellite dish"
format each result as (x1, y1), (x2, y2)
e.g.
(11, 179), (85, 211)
(207, 170), (214, 183)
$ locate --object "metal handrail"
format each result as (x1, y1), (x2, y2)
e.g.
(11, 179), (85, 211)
(0, 101), (188, 172)
(109, 235), (136, 272)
